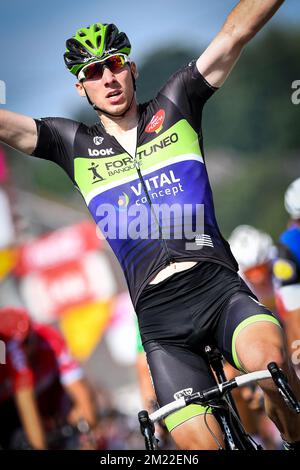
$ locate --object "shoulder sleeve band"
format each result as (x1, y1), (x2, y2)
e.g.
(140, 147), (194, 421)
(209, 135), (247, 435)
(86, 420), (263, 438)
(30, 117), (80, 182)
(158, 60), (217, 133)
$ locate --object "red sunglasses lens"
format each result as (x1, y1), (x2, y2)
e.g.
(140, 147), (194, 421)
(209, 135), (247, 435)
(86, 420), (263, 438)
(83, 56), (126, 80)
(106, 55), (126, 71)
(84, 62), (104, 80)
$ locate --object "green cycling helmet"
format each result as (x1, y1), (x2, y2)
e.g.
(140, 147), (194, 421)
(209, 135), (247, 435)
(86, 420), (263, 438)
(64, 23), (131, 77)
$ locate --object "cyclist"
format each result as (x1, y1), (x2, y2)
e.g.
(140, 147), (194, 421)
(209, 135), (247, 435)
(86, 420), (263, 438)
(1, 0), (300, 450)
(0, 306), (97, 449)
(229, 225), (276, 311)
(228, 225), (282, 449)
(273, 178), (300, 369)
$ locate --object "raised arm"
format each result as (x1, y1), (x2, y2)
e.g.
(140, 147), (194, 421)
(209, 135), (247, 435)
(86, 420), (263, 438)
(197, 0), (285, 87)
(0, 109), (37, 155)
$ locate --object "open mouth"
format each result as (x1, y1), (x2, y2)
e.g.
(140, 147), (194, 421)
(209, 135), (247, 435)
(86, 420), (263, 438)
(107, 90), (122, 98)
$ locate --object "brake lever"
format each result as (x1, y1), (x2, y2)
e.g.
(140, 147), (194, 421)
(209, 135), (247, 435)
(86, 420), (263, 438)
(138, 410), (159, 450)
(268, 362), (300, 413)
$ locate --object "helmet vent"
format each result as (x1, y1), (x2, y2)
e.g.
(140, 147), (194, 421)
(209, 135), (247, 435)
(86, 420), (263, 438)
(85, 39), (93, 49)
(78, 31), (86, 37)
(97, 35), (102, 48)
(94, 24), (100, 32)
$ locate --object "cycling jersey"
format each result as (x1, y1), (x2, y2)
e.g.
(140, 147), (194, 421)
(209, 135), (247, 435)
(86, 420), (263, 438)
(0, 323), (82, 404)
(32, 61), (238, 307)
(273, 225), (300, 313)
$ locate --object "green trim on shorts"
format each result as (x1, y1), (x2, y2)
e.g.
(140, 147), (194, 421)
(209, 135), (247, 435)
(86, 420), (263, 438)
(164, 404), (212, 432)
(232, 314), (281, 372)
(136, 321), (144, 354)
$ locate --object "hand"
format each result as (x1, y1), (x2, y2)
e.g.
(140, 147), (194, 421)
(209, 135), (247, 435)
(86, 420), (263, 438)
(67, 405), (96, 428)
(67, 406), (84, 426)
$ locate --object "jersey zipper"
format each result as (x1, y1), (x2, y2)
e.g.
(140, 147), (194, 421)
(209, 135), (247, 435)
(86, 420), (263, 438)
(134, 158), (174, 264)
(113, 134), (174, 265)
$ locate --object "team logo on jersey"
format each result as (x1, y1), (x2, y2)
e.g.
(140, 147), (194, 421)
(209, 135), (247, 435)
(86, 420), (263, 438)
(174, 388), (193, 400)
(88, 148), (114, 156)
(116, 192), (130, 211)
(145, 109), (165, 134)
(93, 136), (104, 146)
(88, 162), (106, 184)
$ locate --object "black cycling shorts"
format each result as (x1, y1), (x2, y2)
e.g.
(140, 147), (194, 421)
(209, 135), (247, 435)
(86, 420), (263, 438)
(136, 262), (282, 431)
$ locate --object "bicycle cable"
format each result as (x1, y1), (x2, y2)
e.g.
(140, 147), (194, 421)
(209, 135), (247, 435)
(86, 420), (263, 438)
(203, 407), (225, 450)
(225, 397), (260, 448)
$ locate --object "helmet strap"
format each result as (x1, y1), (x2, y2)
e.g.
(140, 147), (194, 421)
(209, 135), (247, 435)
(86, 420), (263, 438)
(131, 70), (136, 91)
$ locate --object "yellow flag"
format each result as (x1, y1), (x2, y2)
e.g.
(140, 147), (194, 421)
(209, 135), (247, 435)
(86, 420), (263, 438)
(59, 300), (112, 361)
(0, 248), (17, 281)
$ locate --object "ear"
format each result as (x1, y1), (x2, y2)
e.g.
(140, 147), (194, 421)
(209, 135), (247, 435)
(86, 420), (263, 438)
(130, 62), (139, 80)
(75, 81), (86, 97)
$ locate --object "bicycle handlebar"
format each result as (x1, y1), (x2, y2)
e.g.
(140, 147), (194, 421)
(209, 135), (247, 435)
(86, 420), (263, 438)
(148, 363), (300, 424)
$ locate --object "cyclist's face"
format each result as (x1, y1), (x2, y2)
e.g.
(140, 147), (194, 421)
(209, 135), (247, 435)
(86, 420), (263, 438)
(76, 62), (137, 116)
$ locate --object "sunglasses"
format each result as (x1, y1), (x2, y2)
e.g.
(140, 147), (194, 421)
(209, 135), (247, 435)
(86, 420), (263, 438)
(78, 54), (129, 81)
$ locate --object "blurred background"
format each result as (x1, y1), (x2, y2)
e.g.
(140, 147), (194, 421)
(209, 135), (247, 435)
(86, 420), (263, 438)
(0, 0), (300, 449)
